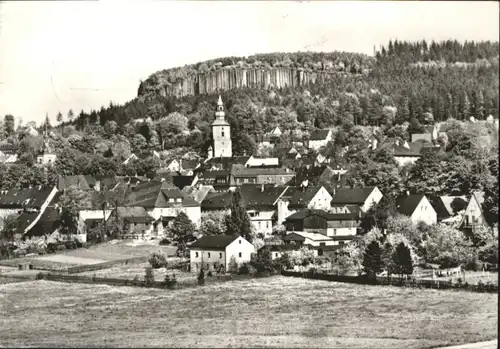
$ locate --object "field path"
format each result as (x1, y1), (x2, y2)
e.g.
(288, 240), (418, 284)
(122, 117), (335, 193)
(436, 340), (497, 349)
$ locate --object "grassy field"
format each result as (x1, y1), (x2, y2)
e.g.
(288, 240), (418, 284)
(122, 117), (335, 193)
(0, 277), (496, 348)
(76, 260), (191, 282)
(0, 240), (177, 270)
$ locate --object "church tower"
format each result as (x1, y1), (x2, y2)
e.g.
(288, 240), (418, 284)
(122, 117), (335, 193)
(211, 95), (232, 158)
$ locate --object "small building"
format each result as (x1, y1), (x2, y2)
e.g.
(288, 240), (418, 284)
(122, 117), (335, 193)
(396, 194), (437, 226)
(189, 235), (255, 273)
(276, 185), (333, 224)
(391, 140), (424, 167)
(282, 231), (336, 247)
(115, 206), (157, 239)
(123, 153), (138, 165)
(330, 186), (383, 213)
(430, 195), (468, 222)
(36, 140), (57, 166)
(293, 165), (338, 187)
(307, 129), (333, 150)
(231, 164), (295, 186)
(459, 191), (490, 232)
(245, 156), (280, 168)
(197, 169), (232, 191)
(284, 208), (361, 241)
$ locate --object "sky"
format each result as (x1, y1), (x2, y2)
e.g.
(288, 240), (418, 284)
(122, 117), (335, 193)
(0, 1), (498, 125)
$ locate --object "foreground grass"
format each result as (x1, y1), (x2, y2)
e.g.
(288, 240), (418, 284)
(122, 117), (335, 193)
(76, 261), (189, 281)
(0, 277), (496, 348)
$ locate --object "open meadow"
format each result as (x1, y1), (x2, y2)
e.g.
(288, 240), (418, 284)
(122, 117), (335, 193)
(0, 276), (497, 348)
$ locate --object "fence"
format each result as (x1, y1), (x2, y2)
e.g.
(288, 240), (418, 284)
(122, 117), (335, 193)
(281, 270), (498, 293)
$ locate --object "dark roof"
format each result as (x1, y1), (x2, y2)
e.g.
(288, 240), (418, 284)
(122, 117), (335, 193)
(180, 159), (200, 170)
(285, 209), (360, 221)
(204, 156), (250, 170)
(309, 129), (331, 141)
(172, 175), (196, 190)
(239, 184), (288, 209)
(116, 207), (155, 222)
(231, 164), (295, 177)
(294, 165), (336, 185)
(24, 207), (60, 238)
(58, 175), (91, 191)
(396, 194), (425, 216)
(0, 186), (54, 208)
(190, 235), (239, 250)
(286, 185), (324, 209)
(201, 192), (232, 211)
(13, 212), (39, 236)
(330, 187), (376, 205)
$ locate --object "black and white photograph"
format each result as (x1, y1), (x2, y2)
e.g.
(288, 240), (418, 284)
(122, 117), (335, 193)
(0, 1), (498, 348)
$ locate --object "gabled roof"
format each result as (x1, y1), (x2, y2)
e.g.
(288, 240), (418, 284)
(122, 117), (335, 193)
(436, 195), (468, 217)
(13, 212), (39, 236)
(0, 186), (55, 208)
(116, 206), (155, 222)
(58, 175), (91, 191)
(180, 159), (200, 170)
(294, 165), (335, 185)
(396, 194), (425, 216)
(472, 191), (485, 206)
(287, 185), (326, 209)
(231, 164), (294, 177)
(182, 185), (213, 204)
(309, 129), (331, 141)
(204, 156), (250, 170)
(239, 184), (288, 209)
(190, 235), (239, 250)
(124, 181), (163, 207)
(201, 192), (232, 211)
(172, 175), (196, 190)
(330, 187), (376, 205)
(24, 207), (61, 238)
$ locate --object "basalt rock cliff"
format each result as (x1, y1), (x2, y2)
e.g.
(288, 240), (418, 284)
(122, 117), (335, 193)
(137, 52), (375, 99)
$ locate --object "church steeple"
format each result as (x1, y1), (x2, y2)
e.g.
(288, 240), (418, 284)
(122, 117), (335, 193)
(211, 96), (232, 158)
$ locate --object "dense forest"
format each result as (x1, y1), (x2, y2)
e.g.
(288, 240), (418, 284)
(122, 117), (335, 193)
(0, 40), (498, 226)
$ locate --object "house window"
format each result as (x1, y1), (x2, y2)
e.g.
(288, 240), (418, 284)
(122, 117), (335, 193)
(219, 253), (222, 258)
(333, 229), (337, 235)
(134, 223), (137, 227)
(176, 198), (182, 203)
(320, 242), (326, 247)
(195, 252), (199, 257)
(339, 241), (345, 245)
(208, 252), (211, 258)
(244, 178), (248, 183)
(239, 240), (241, 244)
(238, 252), (242, 258)
(169, 198), (174, 203)
(222, 131), (225, 137)
(266, 221), (270, 228)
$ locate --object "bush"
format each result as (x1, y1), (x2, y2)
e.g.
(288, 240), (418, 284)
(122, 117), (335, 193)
(164, 274), (177, 289)
(148, 252), (167, 269)
(198, 268), (205, 285)
(207, 270), (213, 277)
(144, 267), (155, 286)
(228, 256), (238, 274)
(35, 272), (45, 280)
(159, 238), (171, 246)
(238, 263), (257, 275)
(132, 275), (141, 286)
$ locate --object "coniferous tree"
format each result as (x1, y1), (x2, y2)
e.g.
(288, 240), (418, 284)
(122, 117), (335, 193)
(362, 240), (385, 278)
(392, 242), (413, 279)
(227, 189), (253, 242)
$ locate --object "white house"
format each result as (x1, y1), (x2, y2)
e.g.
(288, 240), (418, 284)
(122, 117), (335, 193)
(308, 129), (333, 150)
(245, 156), (280, 168)
(276, 185), (334, 224)
(396, 194), (437, 226)
(189, 235), (256, 273)
(123, 153), (138, 165)
(459, 191), (490, 231)
(282, 231), (336, 247)
(330, 186), (383, 213)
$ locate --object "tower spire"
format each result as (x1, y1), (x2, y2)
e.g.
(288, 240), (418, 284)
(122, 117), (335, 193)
(217, 95), (223, 106)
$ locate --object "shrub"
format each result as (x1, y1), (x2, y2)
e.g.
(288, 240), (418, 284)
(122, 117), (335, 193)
(198, 268), (205, 285)
(164, 274), (177, 289)
(207, 270), (213, 277)
(228, 256), (238, 274)
(35, 272), (45, 280)
(132, 275), (140, 286)
(144, 267), (155, 286)
(238, 262), (257, 275)
(159, 238), (171, 246)
(92, 273), (97, 282)
(148, 252), (167, 269)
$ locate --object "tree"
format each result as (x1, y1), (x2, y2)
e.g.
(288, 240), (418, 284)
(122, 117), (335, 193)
(144, 267), (155, 286)
(199, 212), (226, 235)
(58, 188), (92, 238)
(423, 224), (474, 268)
(359, 195), (397, 234)
(226, 189), (253, 242)
(67, 109), (75, 123)
(170, 212), (196, 257)
(3, 114), (15, 137)
(228, 255), (238, 273)
(392, 242), (414, 279)
(0, 214), (18, 242)
(56, 111), (63, 123)
(362, 241), (385, 278)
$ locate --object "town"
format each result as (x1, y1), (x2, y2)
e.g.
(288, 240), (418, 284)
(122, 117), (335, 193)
(0, 2), (498, 347)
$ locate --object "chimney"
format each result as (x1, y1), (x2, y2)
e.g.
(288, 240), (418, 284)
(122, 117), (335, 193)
(261, 183), (265, 192)
(372, 138), (378, 150)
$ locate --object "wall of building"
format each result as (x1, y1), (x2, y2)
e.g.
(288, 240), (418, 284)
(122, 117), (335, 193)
(248, 210), (274, 236)
(362, 187), (383, 212)
(225, 236), (255, 269)
(462, 196), (488, 228)
(307, 187), (333, 210)
(394, 156), (420, 167)
(213, 125), (232, 158)
(190, 249), (226, 273)
(308, 140), (329, 150)
(149, 206), (201, 227)
(256, 173), (295, 185)
(410, 196), (437, 226)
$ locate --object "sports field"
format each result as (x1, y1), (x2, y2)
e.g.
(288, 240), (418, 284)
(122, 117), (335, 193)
(0, 276), (496, 348)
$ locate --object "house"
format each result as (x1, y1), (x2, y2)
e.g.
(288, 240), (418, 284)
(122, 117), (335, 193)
(203, 156), (250, 171)
(124, 180), (201, 228)
(459, 191), (490, 232)
(245, 156), (280, 168)
(182, 185), (213, 204)
(0, 186), (59, 231)
(330, 186), (383, 213)
(231, 164), (295, 186)
(197, 169), (232, 191)
(78, 191), (114, 228)
(239, 184), (289, 236)
(115, 206), (157, 240)
(36, 140), (57, 166)
(276, 185), (333, 224)
(307, 129), (333, 150)
(201, 191), (233, 214)
(282, 231), (336, 248)
(0, 152), (18, 165)
(284, 209), (360, 242)
(293, 165), (338, 187)
(57, 175), (91, 191)
(123, 153), (138, 165)
(189, 235), (255, 273)
(396, 194), (437, 226)
(411, 125), (446, 144)
(171, 174), (198, 190)
(391, 140), (425, 167)
(256, 127), (282, 148)
(166, 159), (201, 175)
(430, 195), (468, 222)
